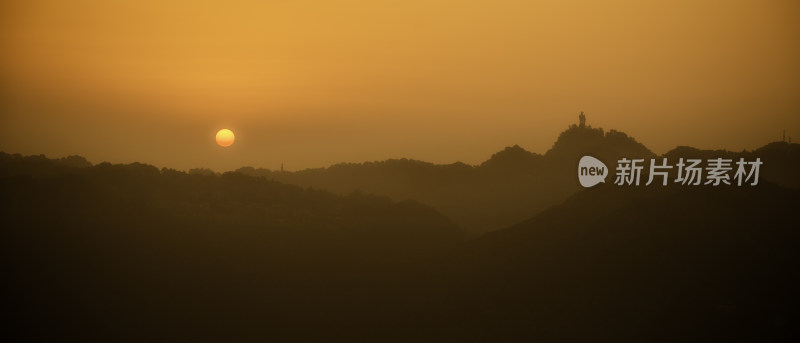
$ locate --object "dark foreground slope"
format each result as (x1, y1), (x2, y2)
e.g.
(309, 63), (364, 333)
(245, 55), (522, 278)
(1, 152), (798, 342)
(416, 183), (799, 342)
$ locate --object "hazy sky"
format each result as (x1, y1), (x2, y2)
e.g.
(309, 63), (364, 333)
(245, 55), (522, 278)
(1, 0), (798, 171)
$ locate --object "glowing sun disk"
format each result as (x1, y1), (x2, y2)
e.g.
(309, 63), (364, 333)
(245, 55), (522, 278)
(216, 129), (235, 147)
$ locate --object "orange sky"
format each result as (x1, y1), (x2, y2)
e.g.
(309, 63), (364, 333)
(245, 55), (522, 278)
(1, 0), (798, 171)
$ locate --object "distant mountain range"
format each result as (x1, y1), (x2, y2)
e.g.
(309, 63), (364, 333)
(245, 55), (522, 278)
(233, 123), (799, 233)
(0, 152), (464, 248)
(4, 122), (796, 237)
(2, 142), (797, 341)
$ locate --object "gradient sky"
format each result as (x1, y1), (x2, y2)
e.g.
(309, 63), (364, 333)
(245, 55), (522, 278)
(1, 0), (798, 171)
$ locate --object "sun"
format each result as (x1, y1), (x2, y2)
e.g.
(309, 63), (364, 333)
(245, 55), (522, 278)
(216, 129), (235, 147)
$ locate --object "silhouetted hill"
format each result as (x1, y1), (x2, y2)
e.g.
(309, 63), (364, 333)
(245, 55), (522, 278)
(479, 144), (543, 170)
(545, 124), (654, 161)
(412, 183), (799, 341)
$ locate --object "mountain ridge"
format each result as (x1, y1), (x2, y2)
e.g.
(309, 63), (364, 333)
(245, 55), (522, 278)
(2, 136), (799, 341)
(4, 122), (797, 233)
